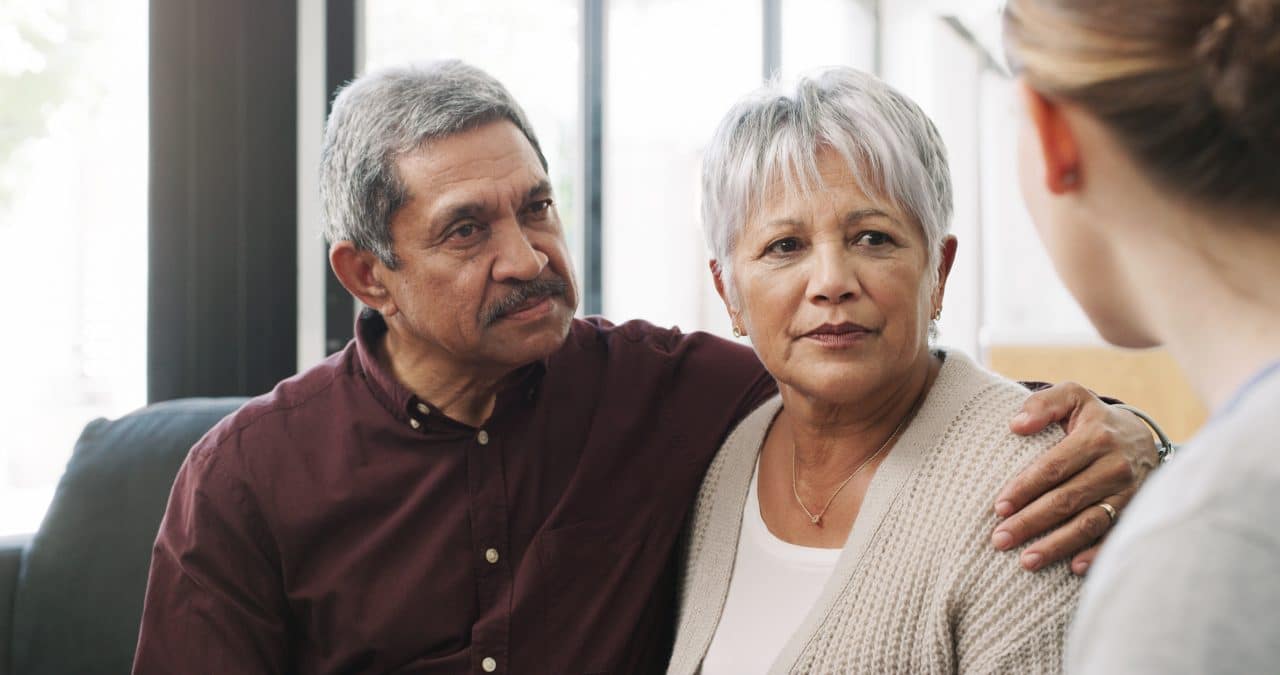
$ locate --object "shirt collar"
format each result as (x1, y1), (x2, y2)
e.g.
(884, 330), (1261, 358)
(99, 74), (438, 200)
(354, 308), (547, 430)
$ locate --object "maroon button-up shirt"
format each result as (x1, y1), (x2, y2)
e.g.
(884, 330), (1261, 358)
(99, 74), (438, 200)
(134, 312), (775, 674)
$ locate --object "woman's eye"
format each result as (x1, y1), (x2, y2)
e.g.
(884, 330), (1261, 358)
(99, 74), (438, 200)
(854, 231), (893, 247)
(766, 237), (802, 255)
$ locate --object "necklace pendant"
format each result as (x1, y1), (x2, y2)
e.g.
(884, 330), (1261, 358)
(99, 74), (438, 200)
(810, 514), (822, 525)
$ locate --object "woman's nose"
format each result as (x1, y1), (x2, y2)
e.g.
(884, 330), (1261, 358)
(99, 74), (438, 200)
(807, 245), (859, 304)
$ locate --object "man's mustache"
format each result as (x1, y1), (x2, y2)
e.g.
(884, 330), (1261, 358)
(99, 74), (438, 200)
(479, 276), (570, 327)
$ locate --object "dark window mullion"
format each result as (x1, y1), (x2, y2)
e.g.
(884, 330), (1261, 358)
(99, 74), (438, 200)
(763, 0), (782, 80)
(324, 0), (358, 354)
(582, 0), (605, 316)
(149, 0), (298, 401)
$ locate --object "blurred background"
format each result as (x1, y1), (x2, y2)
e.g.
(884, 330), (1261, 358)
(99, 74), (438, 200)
(0, 0), (1203, 535)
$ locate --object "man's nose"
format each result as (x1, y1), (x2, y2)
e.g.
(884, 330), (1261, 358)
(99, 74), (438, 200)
(492, 222), (548, 282)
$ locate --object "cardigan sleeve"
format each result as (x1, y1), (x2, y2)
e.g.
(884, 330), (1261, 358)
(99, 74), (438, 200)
(949, 452), (1082, 674)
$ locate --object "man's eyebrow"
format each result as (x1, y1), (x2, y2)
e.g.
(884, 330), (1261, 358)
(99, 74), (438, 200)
(526, 179), (553, 202)
(430, 181), (554, 232)
(432, 202), (485, 232)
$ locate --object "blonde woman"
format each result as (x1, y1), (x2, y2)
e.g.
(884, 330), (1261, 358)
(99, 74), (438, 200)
(1006, 0), (1280, 671)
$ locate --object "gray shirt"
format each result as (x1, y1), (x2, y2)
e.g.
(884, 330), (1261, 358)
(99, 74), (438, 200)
(1067, 362), (1280, 674)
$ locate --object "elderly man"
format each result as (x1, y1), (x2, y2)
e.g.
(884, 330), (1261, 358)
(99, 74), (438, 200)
(133, 61), (1158, 674)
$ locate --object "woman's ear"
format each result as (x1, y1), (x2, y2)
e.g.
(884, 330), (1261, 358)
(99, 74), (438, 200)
(330, 242), (399, 317)
(710, 259), (744, 334)
(1017, 80), (1083, 195)
(932, 236), (959, 317)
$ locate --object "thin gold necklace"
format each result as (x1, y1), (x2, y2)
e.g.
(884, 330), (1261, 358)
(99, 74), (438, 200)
(790, 392), (923, 526)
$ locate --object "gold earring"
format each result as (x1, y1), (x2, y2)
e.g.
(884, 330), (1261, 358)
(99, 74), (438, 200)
(732, 324), (744, 338)
(932, 307), (941, 320)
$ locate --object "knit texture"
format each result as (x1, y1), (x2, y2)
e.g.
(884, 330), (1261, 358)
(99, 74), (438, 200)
(669, 351), (1082, 675)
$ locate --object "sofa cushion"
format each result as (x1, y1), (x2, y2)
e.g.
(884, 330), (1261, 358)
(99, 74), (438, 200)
(10, 397), (246, 675)
(0, 535), (29, 675)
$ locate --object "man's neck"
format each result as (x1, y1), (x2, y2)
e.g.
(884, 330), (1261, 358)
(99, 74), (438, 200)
(378, 327), (515, 428)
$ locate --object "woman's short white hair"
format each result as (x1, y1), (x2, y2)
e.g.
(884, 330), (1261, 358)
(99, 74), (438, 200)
(701, 67), (953, 300)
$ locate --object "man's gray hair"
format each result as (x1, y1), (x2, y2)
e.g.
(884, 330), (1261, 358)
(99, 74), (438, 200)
(701, 67), (953, 299)
(320, 60), (547, 268)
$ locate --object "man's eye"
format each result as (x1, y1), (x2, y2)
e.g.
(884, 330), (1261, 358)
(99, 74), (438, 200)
(765, 237), (802, 256)
(854, 231), (893, 247)
(449, 222), (483, 241)
(527, 199), (553, 214)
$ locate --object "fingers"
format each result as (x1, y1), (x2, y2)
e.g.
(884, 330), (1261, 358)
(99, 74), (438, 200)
(1071, 544), (1102, 576)
(995, 382), (1156, 574)
(1009, 382), (1093, 435)
(992, 457), (1134, 552)
(997, 386), (1121, 517)
(1011, 489), (1131, 572)
(994, 430), (1098, 518)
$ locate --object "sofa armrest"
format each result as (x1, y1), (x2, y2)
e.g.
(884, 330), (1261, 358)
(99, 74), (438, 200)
(0, 534), (32, 675)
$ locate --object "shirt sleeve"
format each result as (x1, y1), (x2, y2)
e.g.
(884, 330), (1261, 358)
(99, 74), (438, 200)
(1021, 381), (1123, 406)
(132, 440), (291, 674)
(1066, 515), (1280, 674)
(684, 331), (776, 423)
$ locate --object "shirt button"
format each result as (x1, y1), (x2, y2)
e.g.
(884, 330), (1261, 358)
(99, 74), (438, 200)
(477, 430), (490, 445)
(484, 548), (500, 564)
(482, 657), (498, 672)
(416, 402), (430, 414)
(409, 418), (421, 430)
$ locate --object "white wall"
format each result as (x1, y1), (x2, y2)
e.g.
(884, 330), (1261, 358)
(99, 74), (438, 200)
(876, 0), (1101, 359)
(878, 0), (986, 357)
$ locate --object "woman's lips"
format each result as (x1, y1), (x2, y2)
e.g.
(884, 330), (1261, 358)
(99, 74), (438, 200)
(801, 323), (874, 347)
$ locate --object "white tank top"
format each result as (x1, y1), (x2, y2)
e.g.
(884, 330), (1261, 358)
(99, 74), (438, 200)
(701, 459), (841, 674)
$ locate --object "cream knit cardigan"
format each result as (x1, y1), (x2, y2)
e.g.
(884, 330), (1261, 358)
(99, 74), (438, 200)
(669, 351), (1082, 674)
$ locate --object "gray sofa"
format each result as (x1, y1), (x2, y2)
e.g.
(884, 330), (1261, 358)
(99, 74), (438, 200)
(0, 397), (246, 675)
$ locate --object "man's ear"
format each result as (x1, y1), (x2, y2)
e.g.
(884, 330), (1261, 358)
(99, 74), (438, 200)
(1018, 80), (1083, 195)
(932, 236), (959, 317)
(330, 242), (398, 317)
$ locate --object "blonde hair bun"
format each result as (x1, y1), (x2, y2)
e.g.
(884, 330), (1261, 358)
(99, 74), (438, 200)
(1196, 0), (1280, 145)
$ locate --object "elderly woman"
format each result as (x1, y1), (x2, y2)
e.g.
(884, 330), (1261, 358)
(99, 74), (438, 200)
(668, 68), (1084, 673)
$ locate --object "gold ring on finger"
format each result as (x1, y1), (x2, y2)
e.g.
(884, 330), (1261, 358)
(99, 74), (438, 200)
(1097, 501), (1118, 523)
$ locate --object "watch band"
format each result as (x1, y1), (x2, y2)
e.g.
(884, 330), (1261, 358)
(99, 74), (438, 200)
(1111, 403), (1177, 463)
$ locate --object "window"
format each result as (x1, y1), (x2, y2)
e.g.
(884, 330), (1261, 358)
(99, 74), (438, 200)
(780, 0), (876, 79)
(0, 0), (148, 535)
(603, 0), (762, 335)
